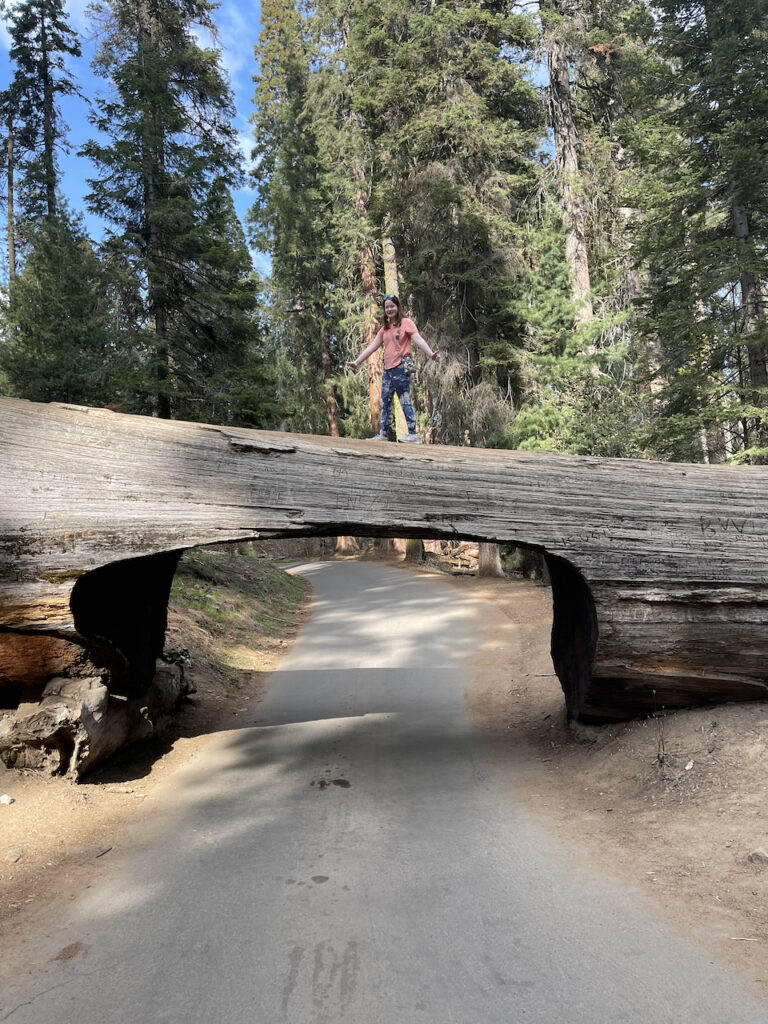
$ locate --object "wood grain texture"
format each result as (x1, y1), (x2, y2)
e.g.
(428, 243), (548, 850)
(2, 397), (768, 720)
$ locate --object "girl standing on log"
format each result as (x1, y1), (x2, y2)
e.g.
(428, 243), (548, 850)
(347, 294), (439, 443)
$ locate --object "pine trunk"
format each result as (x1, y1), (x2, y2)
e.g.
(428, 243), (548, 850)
(382, 227), (398, 296)
(138, 1), (171, 420)
(546, 4), (593, 325)
(404, 539), (425, 563)
(350, 123), (381, 434)
(321, 337), (340, 436)
(335, 536), (359, 554)
(6, 117), (15, 281)
(478, 542), (504, 578)
(39, 16), (57, 219)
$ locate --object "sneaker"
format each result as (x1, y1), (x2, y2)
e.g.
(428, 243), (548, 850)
(400, 433), (421, 444)
(368, 432), (388, 440)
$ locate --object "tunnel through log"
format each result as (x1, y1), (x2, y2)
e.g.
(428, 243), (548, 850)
(545, 553), (598, 719)
(70, 550), (182, 696)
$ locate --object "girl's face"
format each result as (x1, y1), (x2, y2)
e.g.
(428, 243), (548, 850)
(384, 299), (399, 321)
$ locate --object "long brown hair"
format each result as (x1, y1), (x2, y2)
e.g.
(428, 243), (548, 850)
(381, 293), (403, 329)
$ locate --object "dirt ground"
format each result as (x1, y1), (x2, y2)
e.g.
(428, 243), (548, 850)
(2, 558), (767, 987)
(458, 571), (768, 990)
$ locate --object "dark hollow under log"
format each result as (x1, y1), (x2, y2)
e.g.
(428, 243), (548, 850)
(70, 550), (182, 696)
(2, 397), (768, 723)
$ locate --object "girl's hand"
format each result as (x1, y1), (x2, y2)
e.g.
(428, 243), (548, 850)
(347, 361), (359, 372)
(431, 351), (440, 363)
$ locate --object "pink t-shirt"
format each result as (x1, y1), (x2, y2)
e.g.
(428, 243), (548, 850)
(377, 317), (418, 371)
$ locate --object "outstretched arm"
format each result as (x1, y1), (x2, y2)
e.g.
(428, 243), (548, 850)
(348, 331), (383, 372)
(412, 331), (440, 363)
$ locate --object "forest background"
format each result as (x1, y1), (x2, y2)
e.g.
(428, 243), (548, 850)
(1, 0), (768, 465)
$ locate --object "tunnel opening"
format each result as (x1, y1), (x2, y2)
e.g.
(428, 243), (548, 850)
(70, 550), (183, 696)
(216, 534), (593, 721)
(66, 534), (597, 725)
(1, 533), (597, 775)
(544, 553), (598, 720)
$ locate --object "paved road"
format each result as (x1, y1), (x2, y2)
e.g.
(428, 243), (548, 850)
(1, 561), (765, 1023)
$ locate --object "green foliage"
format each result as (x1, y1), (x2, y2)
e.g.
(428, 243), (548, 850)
(251, 0), (555, 445)
(513, 0), (658, 456)
(170, 544), (306, 687)
(350, 0), (544, 444)
(2, 0), (765, 469)
(1, 0), (81, 221)
(83, 0), (276, 426)
(0, 210), (116, 404)
(627, 0), (768, 463)
(249, 0), (345, 435)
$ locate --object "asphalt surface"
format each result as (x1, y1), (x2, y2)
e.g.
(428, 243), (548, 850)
(1, 561), (766, 1023)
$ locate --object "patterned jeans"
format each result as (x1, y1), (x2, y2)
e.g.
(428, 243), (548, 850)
(380, 363), (417, 436)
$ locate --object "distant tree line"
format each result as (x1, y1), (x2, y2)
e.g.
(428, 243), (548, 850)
(1, 0), (767, 463)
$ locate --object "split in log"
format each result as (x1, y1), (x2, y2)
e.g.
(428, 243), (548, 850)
(2, 398), (768, 748)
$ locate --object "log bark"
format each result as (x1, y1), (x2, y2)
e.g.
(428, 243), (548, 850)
(3, 398), (768, 723)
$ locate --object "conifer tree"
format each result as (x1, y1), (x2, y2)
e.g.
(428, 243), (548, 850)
(0, 103), (18, 281)
(0, 209), (112, 404)
(84, 0), (267, 423)
(508, 0), (654, 456)
(250, 0), (342, 436)
(305, 2), (383, 436)
(1, 0), (81, 222)
(541, 0), (593, 326)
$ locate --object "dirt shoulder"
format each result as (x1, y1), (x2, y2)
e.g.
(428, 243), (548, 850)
(0, 548), (312, 936)
(450, 569), (768, 989)
(2, 553), (767, 987)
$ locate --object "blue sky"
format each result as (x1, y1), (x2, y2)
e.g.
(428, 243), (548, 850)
(0, 0), (264, 268)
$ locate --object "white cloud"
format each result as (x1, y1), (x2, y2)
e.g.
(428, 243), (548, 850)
(216, 1), (258, 87)
(237, 130), (256, 168)
(65, 0), (93, 33)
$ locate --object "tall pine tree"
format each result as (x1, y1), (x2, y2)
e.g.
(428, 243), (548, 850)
(250, 0), (343, 436)
(0, 208), (112, 404)
(84, 0), (270, 423)
(1, 0), (81, 222)
(509, 0), (654, 457)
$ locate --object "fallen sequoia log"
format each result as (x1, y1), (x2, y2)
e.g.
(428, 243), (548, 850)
(2, 398), (768, 770)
